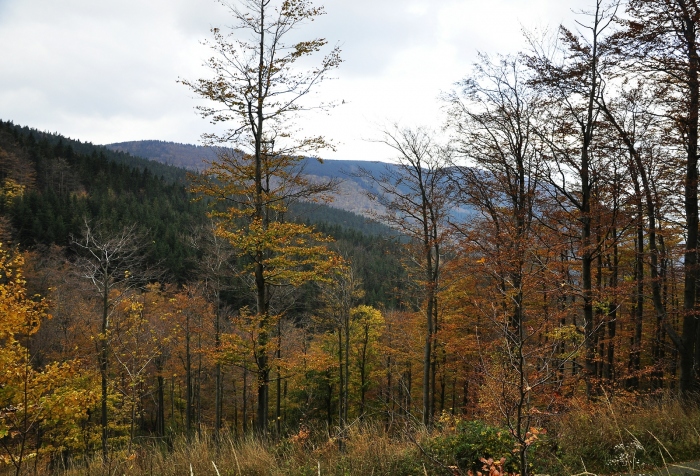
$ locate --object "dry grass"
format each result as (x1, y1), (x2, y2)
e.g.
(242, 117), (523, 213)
(32, 423), (424, 476)
(7, 397), (700, 476)
(552, 393), (700, 475)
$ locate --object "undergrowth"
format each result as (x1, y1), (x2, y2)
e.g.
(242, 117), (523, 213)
(6, 395), (700, 476)
(552, 394), (700, 475)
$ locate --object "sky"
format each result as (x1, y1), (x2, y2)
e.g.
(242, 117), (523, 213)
(0, 0), (590, 162)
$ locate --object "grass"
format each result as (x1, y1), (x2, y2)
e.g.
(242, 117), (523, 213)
(6, 395), (700, 476)
(35, 423), (426, 476)
(550, 393), (700, 475)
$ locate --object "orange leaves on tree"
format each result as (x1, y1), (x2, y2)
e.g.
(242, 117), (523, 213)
(0, 244), (97, 470)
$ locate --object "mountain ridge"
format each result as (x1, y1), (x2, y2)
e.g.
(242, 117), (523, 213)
(105, 140), (394, 219)
(104, 140), (473, 222)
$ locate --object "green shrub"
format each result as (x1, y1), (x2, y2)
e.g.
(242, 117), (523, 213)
(425, 420), (518, 474)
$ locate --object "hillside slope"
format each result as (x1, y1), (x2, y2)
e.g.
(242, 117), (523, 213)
(0, 120), (205, 280)
(1, 121), (402, 297)
(105, 140), (473, 221)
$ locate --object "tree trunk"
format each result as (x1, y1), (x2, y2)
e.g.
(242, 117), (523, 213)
(344, 312), (349, 428)
(100, 284), (109, 461)
(337, 328), (343, 423)
(276, 321), (282, 439)
(628, 214), (644, 390)
(680, 2), (700, 394)
(214, 292), (222, 441)
(243, 362), (248, 435)
(605, 244), (618, 383)
(185, 310), (193, 439)
(156, 366), (165, 439)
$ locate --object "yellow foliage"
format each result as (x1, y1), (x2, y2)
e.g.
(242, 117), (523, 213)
(0, 244), (97, 465)
(0, 178), (25, 206)
(350, 305), (385, 338)
(216, 218), (341, 287)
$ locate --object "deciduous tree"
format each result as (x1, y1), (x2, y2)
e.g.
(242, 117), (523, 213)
(0, 245), (96, 476)
(614, 0), (700, 394)
(183, 0), (342, 434)
(71, 221), (151, 459)
(527, 0), (622, 394)
(355, 126), (454, 426)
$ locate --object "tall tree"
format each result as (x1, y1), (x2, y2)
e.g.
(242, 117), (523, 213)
(446, 54), (556, 476)
(182, 0), (342, 433)
(615, 0), (700, 393)
(595, 79), (676, 388)
(527, 0), (620, 395)
(446, 53), (545, 347)
(71, 222), (150, 460)
(355, 127), (454, 426)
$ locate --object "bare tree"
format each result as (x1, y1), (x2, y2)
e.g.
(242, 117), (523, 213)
(355, 126), (454, 426)
(71, 220), (150, 461)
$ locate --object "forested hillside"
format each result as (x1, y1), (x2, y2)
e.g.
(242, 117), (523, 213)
(0, 120), (400, 283)
(106, 140), (216, 170)
(0, 120), (202, 279)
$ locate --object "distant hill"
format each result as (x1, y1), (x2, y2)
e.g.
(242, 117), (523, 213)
(104, 140), (473, 221)
(107, 140), (216, 170)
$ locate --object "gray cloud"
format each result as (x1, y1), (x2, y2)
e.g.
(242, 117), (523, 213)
(0, 0), (591, 155)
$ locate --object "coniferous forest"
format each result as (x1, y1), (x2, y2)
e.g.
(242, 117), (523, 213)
(5, 0), (700, 475)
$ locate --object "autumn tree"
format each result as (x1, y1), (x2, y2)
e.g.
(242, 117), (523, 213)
(612, 0), (700, 393)
(141, 285), (180, 440)
(446, 53), (546, 350)
(183, 0), (342, 434)
(111, 286), (175, 451)
(527, 0), (623, 394)
(169, 285), (214, 439)
(187, 221), (236, 439)
(71, 221), (151, 459)
(591, 74), (681, 389)
(0, 244), (96, 476)
(316, 263), (362, 440)
(445, 54), (566, 475)
(355, 127), (454, 426)
(348, 305), (384, 420)
(380, 309), (422, 418)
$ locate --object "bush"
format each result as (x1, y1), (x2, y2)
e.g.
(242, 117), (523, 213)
(425, 420), (519, 474)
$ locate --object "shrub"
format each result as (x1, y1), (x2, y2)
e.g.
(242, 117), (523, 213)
(425, 420), (519, 474)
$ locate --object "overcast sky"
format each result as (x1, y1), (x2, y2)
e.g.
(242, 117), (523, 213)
(0, 0), (591, 162)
